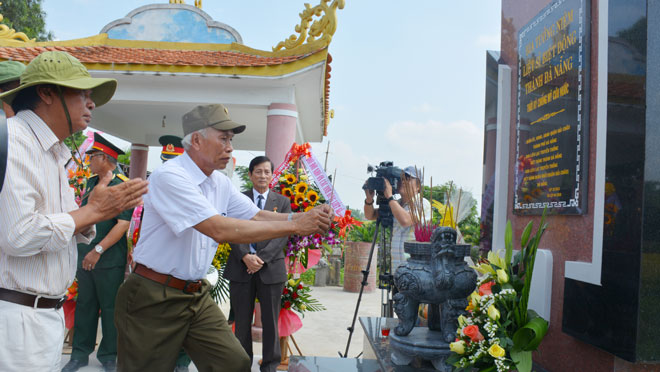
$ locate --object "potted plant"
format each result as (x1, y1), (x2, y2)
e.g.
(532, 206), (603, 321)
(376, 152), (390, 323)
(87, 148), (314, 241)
(343, 221), (378, 292)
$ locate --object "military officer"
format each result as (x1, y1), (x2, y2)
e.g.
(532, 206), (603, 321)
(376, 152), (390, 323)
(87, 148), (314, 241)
(62, 133), (132, 372)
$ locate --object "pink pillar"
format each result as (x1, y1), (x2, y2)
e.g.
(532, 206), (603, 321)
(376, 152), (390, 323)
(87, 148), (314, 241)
(129, 144), (149, 180)
(265, 103), (298, 168)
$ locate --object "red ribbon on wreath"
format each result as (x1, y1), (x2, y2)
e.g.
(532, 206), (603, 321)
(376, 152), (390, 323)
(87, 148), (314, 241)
(289, 143), (312, 163)
(278, 308), (303, 337)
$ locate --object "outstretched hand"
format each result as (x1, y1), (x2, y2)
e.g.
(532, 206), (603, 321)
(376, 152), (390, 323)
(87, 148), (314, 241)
(87, 171), (149, 221)
(294, 204), (334, 235)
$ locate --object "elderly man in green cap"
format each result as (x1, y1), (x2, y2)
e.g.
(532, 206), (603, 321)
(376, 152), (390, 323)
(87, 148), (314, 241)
(0, 51), (148, 371)
(115, 104), (334, 371)
(0, 60), (25, 117)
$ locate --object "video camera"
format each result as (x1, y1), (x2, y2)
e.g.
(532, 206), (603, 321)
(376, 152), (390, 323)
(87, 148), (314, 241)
(363, 161), (403, 194)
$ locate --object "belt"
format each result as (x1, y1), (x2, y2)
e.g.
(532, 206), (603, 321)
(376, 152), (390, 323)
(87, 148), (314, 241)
(0, 287), (66, 309)
(134, 264), (202, 293)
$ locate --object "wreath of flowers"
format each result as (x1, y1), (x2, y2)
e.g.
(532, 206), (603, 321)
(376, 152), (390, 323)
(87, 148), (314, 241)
(208, 243), (231, 304)
(281, 276), (325, 315)
(67, 155), (91, 206)
(273, 162), (342, 271)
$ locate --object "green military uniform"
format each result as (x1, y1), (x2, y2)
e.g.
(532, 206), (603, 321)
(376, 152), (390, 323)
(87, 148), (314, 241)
(69, 133), (132, 371)
(71, 170), (132, 364)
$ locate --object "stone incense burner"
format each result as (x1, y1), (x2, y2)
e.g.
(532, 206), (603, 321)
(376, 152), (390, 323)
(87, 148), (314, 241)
(389, 226), (477, 371)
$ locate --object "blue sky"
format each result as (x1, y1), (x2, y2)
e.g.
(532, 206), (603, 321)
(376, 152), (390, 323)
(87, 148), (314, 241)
(44, 0), (501, 211)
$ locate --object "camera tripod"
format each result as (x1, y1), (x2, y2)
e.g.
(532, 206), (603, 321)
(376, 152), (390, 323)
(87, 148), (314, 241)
(340, 202), (394, 358)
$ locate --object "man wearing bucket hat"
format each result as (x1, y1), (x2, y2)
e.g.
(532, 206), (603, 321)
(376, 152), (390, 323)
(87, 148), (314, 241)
(0, 60), (26, 117)
(115, 104), (333, 371)
(62, 133), (133, 372)
(0, 51), (148, 371)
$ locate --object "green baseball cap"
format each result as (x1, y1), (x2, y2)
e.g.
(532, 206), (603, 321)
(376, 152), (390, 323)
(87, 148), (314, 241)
(0, 51), (117, 107)
(0, 61), (26, 85)
(182, 104), (246, 136)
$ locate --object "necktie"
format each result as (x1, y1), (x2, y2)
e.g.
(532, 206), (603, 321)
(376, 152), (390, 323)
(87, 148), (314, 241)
(250, 194), (265, 254)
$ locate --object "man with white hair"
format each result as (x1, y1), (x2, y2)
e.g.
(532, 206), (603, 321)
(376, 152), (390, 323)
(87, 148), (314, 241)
(115, 104), (333, 371)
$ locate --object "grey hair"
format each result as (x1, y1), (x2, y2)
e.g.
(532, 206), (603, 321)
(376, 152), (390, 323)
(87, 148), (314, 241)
(181, 127), (210, 150)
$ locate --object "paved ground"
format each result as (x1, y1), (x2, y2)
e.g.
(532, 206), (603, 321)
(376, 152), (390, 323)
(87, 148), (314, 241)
(60, 285), (383, 371)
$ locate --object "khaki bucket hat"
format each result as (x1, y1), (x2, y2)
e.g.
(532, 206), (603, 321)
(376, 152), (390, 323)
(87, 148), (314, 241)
(0, 61), (26, 85)
(182, 104), (246, 136)
(0, 51), (117, 107)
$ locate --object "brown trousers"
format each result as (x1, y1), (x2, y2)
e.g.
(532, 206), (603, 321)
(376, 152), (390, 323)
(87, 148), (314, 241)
(114, 273), (250, 372)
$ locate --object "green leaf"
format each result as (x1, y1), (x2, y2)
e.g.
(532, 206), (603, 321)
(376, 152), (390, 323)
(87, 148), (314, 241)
(505, 221), (513, 268)
(520, 221), (533, 248)
(446, 353), (462, 365)
(511, 350), (532, 372)
(512, 315), (548, 351)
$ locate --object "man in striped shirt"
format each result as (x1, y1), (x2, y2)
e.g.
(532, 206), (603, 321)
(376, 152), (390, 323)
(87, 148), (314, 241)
(0, 51), (148, 371)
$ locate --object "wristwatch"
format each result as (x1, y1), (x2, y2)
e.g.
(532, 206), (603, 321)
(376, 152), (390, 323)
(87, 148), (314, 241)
(94, 244), (104, 254)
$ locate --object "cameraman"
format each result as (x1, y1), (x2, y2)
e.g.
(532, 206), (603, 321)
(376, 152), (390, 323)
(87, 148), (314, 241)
(363, 166), (431, 271)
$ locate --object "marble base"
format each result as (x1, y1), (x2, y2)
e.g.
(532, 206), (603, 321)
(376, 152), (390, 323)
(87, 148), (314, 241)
(389, 327), (451, 372)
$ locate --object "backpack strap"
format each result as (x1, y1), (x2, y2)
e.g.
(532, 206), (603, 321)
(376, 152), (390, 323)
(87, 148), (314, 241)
(0, 110), (7, 194)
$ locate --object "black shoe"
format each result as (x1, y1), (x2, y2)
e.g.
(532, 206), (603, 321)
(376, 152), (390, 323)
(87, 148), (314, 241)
(61, 359), (88, 372)
(101, 360), (117, 372)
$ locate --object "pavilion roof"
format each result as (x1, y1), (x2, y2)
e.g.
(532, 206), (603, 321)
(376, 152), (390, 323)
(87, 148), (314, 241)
(0, 44), (316, 68)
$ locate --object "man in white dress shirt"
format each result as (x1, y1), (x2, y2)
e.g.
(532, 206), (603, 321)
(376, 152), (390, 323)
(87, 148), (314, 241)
(115, 104), (333, 372)
(0, 51), (148, 372)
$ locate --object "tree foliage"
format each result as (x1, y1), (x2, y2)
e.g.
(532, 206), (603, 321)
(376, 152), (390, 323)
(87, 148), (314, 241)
(63, 131), (87, 152)
(0, 0), (54, 41)
(235, 165), (252, 192)
(423, 180), (481, 246)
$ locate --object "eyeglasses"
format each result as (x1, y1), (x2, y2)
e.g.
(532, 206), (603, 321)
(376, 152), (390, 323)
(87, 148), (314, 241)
(89, 153), (106, 160)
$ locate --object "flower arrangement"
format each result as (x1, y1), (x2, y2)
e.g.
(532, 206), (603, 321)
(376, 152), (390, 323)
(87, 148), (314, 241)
(281, 275), (325, 315)
(273, 162), (342, 271)
(448, 210), (549, 372)
(208, 243), (231, 304)
(67, 155), (91, 206)
(65, 279), (79, 302)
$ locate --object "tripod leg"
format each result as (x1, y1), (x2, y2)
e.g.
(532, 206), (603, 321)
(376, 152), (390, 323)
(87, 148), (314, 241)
(341, 221), (382, 358)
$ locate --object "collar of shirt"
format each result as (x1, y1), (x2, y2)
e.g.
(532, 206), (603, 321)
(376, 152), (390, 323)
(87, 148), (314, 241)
(252, 188), (269, 204)
(17, 110), (71, 166)
(179, 151), (218, 189)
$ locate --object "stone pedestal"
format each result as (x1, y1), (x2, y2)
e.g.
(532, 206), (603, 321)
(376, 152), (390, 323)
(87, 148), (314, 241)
(314, 258), (329, 287)
(389, 327), (451, 372)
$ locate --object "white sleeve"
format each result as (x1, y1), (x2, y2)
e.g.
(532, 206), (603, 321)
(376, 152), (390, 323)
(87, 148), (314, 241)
(0, 127), (76, 256)
(147, 169), (219, 236)
(226, 178), (259, 220)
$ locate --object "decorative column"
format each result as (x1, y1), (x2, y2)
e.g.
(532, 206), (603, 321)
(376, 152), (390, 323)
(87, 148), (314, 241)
(265, 103), (298, 167)
(129, 144), (149, 180)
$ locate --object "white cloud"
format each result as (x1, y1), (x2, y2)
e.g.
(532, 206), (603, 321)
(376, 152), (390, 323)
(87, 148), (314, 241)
(121, 9), (183, 42)
(476, 33), (500, 49)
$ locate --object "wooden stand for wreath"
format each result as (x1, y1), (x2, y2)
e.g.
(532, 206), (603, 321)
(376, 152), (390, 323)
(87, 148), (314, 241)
(277, 334), (302, 370)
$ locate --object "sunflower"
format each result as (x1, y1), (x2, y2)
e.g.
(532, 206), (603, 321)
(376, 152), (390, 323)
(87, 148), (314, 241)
(306, 190), (319, 204)
(282, 188), (294, 198)
(304, 205), (314, 212)
(294, 193), (305, 205)
(296, 182), (308, 194)
(285, 174), (297, 184)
